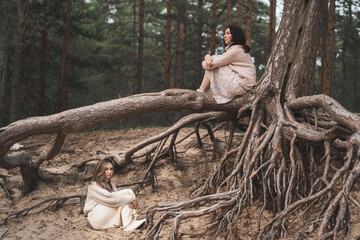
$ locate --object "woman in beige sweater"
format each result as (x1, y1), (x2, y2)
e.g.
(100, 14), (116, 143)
(198, 25), (256, 104)
(84, 159), (145, 231)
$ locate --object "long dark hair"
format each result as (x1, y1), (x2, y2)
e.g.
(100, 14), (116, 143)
(226, 25), (251, 53)
(92, 158), (114, 192)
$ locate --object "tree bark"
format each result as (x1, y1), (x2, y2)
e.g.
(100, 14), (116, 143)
(0, 45), (9, 127)
(226, 0), (232, 26)
(345, 0), (355, 111)
(342, 0), (351, 87)
(0, 0), (15, 127)
(285, 0), (327, 98)
(137, 0), (144, 93)
(59, 0), (71, 110)
(3, 151), (38, 194)
(237, 0), (243, 27)
(267, 0), (276, 57)
(245, 0), (252, 47)
(210, 0), (217, 55)
(132, 0), (137, 94)
(319, 12), (326, 94)
(10, 0), (25, 123)
(26, 0), (39, 117)
(0, 89), (255, 161)
(320, 0), (335, 96)
(38, 29), (47, 115)
(162, 0), (172, 125)
(195, 0), (203, 86)
(174, 2), (185, 89)
(38, 0), (48, 116)
(26, 35), (35, 117)
(163, 0), (171, 90)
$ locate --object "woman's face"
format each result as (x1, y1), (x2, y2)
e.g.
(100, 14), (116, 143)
(224, 28), (232, 45)
(104, 162), (113, 179)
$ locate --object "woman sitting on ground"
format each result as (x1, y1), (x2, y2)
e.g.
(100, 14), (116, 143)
(83, 159), (145, 231)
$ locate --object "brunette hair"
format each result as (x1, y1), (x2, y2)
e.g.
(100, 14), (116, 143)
(226, 25), (251, 53)
(92, 158), (114, 192)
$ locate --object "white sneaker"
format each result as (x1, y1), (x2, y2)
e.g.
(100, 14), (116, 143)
(123, 218), (146, 231)
(196, 88), (205, 93)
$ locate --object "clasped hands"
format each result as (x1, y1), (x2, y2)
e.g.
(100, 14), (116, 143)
(205, 54), (213, 67)
(128, 197), (139, 209)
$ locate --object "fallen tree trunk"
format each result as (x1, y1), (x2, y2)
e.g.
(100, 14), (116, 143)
(0, 89), (252, 193)
(0, 89), (253, 165)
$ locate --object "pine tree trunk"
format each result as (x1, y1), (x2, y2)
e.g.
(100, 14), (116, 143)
(0, 47), (9, 127)
(342, 36), (347, 85)
(59, 0), (71, 110)
(226, 0), (232, 26)
(341, 1), (352, 92)
(195, 0), (203, 87)
(38, 0), (48, 116)
(0, 0), (14, 127)
(10, 0), (25, 123)
(319, 12), (326, 93)
(174, 2), (185, 89)
(163, 0), (171, 90)
(26, 35), (35, 117)
(320, 0), (334, 96)
(132, 0), (137, 94)
(245, 0), (252, 47)
(347, 0), (355, 111)
(210, 0), (217, 55)
(38, 30), (47, 115)
(354, 80), (358, 111)
(268, 0), (276, 57)
(285, 0), (327, 98)
(137, 0), (144, 93)
(26, 0), (39, 117)
(237, 0), (243, 27)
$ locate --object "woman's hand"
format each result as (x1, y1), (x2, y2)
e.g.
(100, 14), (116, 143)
(205, 54), (213, 67)
(128, 197), (139, 209)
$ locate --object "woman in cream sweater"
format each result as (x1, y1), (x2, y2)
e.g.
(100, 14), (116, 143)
(198, 25), (256, 104)
(84, 159), (145, 231)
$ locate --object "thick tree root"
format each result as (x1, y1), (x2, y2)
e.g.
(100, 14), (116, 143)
(146, 191), (237, 240)
(142, 96), (360, 239)
(3, 194), (85, 225)
(0, 181), (13, 201)
(0, 227), (10, 240)
(124, 111), (229, 163)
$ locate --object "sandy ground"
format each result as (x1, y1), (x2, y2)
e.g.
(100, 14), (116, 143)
(1, 127), (360, 239)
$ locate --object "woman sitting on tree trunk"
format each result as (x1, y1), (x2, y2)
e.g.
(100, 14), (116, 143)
(83, 159), (145, 231)
(197, 25), (256, 104)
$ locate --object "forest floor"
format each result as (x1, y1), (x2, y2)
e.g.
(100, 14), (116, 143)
(1, 127), (360, 240)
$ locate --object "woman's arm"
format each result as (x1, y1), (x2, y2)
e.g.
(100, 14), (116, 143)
(128, 198), (139, 209)
(204, 54), (213, 67)
(202, 46), (246, 70)
(88, 184), (133, 207)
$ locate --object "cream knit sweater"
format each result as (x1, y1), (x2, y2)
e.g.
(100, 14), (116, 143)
(202, 45), (256, 86)
(83, 182), (133, 215)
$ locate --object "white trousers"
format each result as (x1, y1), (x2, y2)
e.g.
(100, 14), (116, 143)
(87, 189), (145, 231)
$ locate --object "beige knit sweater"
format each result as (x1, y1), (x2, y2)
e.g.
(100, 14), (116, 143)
(202, 45), (256, 86)
(83, 182), (133, 215)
